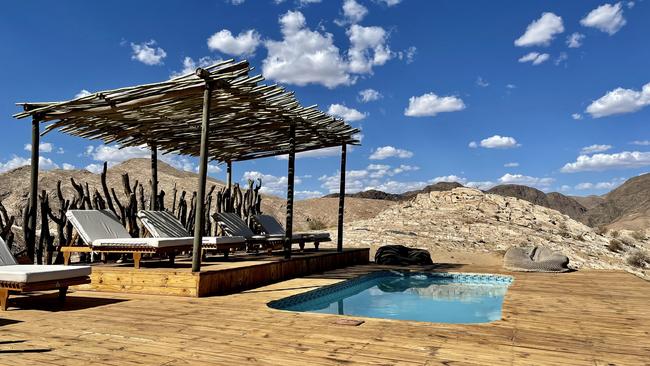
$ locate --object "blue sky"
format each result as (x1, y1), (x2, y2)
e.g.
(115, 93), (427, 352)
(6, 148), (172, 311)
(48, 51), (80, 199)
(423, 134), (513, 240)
(1, 0), (649, 199)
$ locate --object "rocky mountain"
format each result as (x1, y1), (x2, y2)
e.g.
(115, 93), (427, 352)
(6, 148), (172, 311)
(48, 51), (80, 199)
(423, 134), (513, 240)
(324, 189), (404, 201)
(580, 173), (650, 230)
(328, 187), (648, 279)
(571, 195), (606, 210)
(325, 182), (464, 201)
(486, 185), (587, 220)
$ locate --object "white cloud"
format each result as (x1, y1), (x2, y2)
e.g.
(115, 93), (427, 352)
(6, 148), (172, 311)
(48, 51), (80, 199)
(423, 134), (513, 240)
(0, 155), (58, 173)
(298, 0), (321, 5)
(207, 29), (261, 56)
(364, 180), (428, 194)
(366, 163), (418, 178)
(506, 84), (517, 89)
(585, 82), (650, 118)
(130, 40), (167, 65)
(580, 144), (612, 155)
(75, 89), (92, 98)
(404, 92), (466, 117)
(471, 135), (520, 149)
(336, 0), (368, 26)
(369, 146), (414, 160)
(319, 171), (365, 193)
(572, 113), (583, 120)
(430, 175), (466, 184)
(347, 24), (393, 74)
(358, 88), (382, 102)
(514, 12), (564, 47)
(518, 52), (550, 65)
(87, 144), (150, 163)
(24, 142), (54, 153)
(466, 181), (497, 190)
(397, 46), (417, 64)
(295, 190), (324, 199)
(62, 163), (75, 170)
(170, 56), (222, 78)
(631, 140), (650, 146)
(276, 146), (341, 160)
(476, 77), (489, 87)
(327, 104), (367, 122)
(504, 162), (519, 168)
(263, 11), (352, 88)
(229, 0), (245, 5)
(561, 151), (650, 172)
(566, 32), (585, 48)
(374, 0), (402, 6)
(575, 177), (626, 191)
(84, 164), (103, 174)
(243, 171), (302, 197)
(498, 173), (555, 189)
(580, 2), (627, 35)
(554, 52), (568, 66)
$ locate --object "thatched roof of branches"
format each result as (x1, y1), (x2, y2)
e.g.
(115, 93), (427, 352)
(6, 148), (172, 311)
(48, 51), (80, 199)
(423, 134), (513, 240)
(13, 60), (360, 162)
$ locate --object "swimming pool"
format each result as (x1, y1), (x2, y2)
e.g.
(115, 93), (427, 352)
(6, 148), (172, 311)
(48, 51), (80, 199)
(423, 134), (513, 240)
(269, 271), (513, 324)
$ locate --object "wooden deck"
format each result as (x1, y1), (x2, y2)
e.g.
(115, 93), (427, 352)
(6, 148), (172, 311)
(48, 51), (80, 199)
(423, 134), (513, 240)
(75, 248), (369, 297)
(1, 263), (649, 365)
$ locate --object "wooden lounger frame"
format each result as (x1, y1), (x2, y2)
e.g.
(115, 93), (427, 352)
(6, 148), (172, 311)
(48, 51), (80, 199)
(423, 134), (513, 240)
(0, 276), (91, 311)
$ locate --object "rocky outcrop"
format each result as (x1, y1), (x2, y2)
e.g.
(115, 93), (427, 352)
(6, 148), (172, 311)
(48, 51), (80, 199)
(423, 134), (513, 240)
(333, 188), (648, 280)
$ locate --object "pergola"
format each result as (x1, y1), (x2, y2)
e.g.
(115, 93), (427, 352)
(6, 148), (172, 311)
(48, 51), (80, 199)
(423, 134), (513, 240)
(14, 59), (360, 272)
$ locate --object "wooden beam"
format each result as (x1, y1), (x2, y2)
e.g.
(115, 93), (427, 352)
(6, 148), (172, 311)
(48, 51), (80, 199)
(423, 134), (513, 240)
(284, 123), (296, 260)
(191, 74), (213, 273)
(337, 143), (347, 252)
(150, 142), (158, 210)
(28, 117), (40, 262)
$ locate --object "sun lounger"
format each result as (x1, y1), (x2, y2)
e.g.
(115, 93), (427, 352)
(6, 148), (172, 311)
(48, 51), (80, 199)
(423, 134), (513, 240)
(0, 238), (91, 310)
(137, 210), (246, 257)
(503, 246), (570, 272)
(213, 212), (285, 253)
(253, 214), (330, 251)
(63, 210), (194, 269)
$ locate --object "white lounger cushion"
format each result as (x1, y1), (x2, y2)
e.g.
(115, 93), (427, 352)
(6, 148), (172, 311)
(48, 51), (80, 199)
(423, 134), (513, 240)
(66, 210), (132, 243)
(0, 264), (91, 283)
(91, 237), (193, 248)
(202, 236), (246, 245)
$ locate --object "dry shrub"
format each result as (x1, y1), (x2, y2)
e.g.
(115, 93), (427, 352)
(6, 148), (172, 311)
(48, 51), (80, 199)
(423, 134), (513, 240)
(611, 230), (620, 238)
(626, 250), (649, 268)
(595, 226), (608, 236)
(630, 231), (647, 241)
(307, 218), (327, 231)
(608, 239), (624, 253)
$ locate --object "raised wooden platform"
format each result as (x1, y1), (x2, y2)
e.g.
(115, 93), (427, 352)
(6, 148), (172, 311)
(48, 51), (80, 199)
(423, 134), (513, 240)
(75, 248), (369, 297)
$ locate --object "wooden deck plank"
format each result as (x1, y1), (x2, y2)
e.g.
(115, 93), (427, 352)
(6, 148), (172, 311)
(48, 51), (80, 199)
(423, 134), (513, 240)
(0, 264), (648, 365)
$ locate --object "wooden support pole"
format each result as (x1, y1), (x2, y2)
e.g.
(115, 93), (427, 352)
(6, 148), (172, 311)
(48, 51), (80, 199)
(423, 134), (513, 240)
(150, 142), (158, 210)
(284, 124), (296, 260)
(192, 70), (212, 273)
(337, 143), (347, 252)
(28, 117), (40, 262)
(226, 161), (232, 194)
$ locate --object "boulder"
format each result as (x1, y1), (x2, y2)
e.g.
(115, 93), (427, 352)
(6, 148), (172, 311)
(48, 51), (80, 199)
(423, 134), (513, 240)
(504, 246), (570, 272)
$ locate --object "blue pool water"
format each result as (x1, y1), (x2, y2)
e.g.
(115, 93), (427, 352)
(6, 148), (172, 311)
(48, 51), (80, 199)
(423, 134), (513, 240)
(269, 271), (513, 324)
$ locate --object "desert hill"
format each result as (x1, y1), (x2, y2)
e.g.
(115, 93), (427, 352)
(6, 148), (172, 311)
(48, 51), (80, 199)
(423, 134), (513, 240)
(486, 184), (587, 220)
(330, 187), (648, 279)
(570, 195), (606, 210)
(580, 173), (650, 231)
